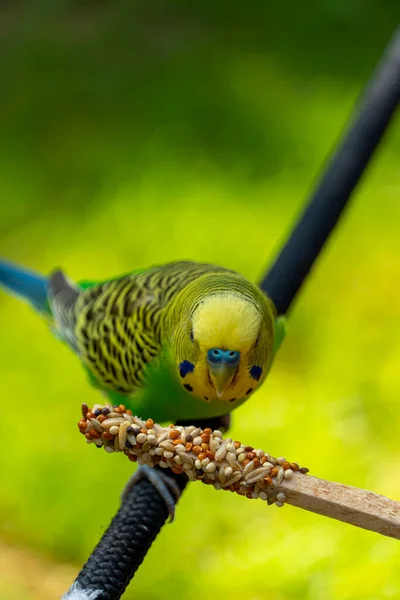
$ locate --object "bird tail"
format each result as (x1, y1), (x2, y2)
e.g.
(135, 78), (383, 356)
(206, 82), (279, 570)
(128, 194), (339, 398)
(0, 259), (51, 315)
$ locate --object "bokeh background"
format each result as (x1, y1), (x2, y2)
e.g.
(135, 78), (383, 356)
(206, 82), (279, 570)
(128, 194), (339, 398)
(1, 2), (400, 599)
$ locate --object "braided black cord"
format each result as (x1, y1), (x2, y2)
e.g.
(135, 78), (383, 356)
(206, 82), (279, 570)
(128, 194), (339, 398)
(261, 28), (400, 314)
(66, 28), (400, 600)
(72, 468), (188, 599)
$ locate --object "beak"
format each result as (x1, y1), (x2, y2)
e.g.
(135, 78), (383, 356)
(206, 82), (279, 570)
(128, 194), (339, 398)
(209, 363), (238, 398)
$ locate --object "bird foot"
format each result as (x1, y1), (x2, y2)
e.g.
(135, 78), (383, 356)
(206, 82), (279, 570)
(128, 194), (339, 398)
(121, 465), (181, 522)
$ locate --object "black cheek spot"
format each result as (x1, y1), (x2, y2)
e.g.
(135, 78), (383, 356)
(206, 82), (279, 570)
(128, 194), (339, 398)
(204, 396), (209, 401)
(184, 384), (193, 392)
(179, 360), (195, 378)
(250, 366), (262, 381)
(246, 388), (254, 395)
(228, 398), (236, 403)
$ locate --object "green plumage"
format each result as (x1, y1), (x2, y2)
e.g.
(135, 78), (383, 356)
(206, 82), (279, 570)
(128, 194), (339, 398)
(0, 260), (286, 423)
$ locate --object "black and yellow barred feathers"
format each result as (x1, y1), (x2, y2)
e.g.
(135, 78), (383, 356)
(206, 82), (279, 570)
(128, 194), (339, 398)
(0, 258), (279, 421)
(51, 261), (241, 394)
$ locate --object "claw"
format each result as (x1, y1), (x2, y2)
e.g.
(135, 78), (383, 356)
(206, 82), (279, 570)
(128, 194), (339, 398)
(121, 465), (181, 522)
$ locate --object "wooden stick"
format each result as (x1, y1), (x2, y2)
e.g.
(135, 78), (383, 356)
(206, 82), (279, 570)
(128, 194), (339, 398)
(281, 474), (400, 540)
(79, 403), (400, 540)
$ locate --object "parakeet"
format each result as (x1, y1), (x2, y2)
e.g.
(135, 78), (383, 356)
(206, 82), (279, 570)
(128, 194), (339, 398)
(0, 259), (286, 517)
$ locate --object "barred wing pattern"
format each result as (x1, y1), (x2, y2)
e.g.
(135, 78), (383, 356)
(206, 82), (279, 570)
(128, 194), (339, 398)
(71, 262), (229, 394)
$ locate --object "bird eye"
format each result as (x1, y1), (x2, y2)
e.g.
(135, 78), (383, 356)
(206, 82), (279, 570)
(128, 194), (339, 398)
(190, 330), (194, 342)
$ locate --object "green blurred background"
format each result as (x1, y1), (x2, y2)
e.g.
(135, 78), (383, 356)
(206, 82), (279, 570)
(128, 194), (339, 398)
(1, 2), (400, 599)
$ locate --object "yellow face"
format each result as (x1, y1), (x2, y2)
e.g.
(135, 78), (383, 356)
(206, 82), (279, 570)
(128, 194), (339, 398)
(173, 293), (275, 404)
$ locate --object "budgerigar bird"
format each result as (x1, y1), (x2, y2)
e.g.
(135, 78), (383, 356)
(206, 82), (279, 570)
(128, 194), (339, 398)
(0, 259), (286, 517)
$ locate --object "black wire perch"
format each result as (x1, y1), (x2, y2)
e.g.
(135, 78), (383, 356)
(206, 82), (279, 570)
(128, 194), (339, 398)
(63, 28), (400, 600)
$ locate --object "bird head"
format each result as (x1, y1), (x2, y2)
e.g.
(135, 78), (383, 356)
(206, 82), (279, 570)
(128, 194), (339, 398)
(169, 276), (275, 405)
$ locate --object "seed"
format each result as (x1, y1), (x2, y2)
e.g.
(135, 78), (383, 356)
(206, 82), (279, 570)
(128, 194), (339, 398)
(290, 463), (300, 471)
(191, 428), (201, 439)
(136, 433), (147, 444)
(78, 419), (87, 433)
(243, 461), (255, 478)
(269, 467), (279, 478)
(209, 438), (219, 453)
(169, 430), (180, 439)
(178, 452), (194, 465)
(159, 440), (175, 452)
(253, 458), (260, 468)
(300, 467), (309, 474)
(222, 472), (243, 487)
(198, 452), (207, 461)
(193, 436), (202, 446)
(118, 421), (130, 449)
(206, 462), (216, 473)
(224, 467), (233, 477)
(259, 491), (268, 500)
(276, 467), (285, 485)
(109, 425), (119, 436)
(213, 430), (223, 438)
(206, 451), (214, 460)
(164, 451), (174, 459)
(192, 445), (202, 455)
(185, 442), (193, 451)
(146, 418), (154, 429)
(157, 431), (169, 443)
(127, 434), (136, 445)
(247, 452), (255, 461)
(102, 418), (124, 429)
(264, 477), (273, 486)
(226, 454), (241, 470)
(147, 434), (156, 445)
(276, 492), (286, 502)
(243, 459), (250, 467)
(277, 457), (286, 465)
(172, 439), (183, 446)
(81, 403), (89, 418)
(238, 453), (246, 463)
(185, 434), (193, 443)
(104, 446), (114, 453)
(201, 457), (210, 466)
(284, 469), (294, 479)
(234, 441), (241, 449)
(103, 432), (113, 441)
(245, 467), (272, 484)
(263, 462), (274, 469)
(174, 455), (183, 465)
(195, 459), (202, 470)
(215, 438), (231, 461)
(275, 501), (285, 508)
(227, 443), (236, 453)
